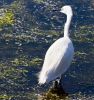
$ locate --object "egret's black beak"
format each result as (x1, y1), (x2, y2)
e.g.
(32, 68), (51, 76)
(52, 9), (59, 12)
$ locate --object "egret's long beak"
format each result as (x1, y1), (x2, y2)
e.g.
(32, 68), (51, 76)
(52, 9), (59, 12)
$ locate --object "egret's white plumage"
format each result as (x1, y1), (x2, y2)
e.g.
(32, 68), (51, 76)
(38, 5), (74, 85)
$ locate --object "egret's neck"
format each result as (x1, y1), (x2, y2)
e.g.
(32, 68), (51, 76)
(64, 14), (72, 37)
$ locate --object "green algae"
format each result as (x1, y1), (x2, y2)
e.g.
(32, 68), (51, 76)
(29, 57), (43, 67)
(39, 89), (94, 100)
(11, 56), (42, 67)
(0, 94), (12, 100)
(0, 10), (14, 28)
(73, 25), (94, 43)
(34, 0), (45, 4)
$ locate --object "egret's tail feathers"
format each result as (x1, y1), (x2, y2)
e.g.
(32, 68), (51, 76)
(38, 78), (46, 85)
(38, 72), (47, 85)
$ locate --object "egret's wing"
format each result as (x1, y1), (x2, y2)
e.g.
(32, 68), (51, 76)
(42, 38), (67, 72)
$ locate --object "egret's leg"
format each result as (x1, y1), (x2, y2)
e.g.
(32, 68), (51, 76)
(52, 79), (59, 89)
(59, 75), (67, 94)
(59, 75), (63, 88)
(51, 78), (68, 96)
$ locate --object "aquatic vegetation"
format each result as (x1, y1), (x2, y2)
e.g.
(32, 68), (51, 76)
(10, 0), (26, 12)
(0, 10), (14, 28)
(29, 57), (43, 67)
(11, 56), (42, 67)
(0, 94), (12, 100)
(33, 0), (45, 4)
(39, 89), (94, 100)
(73, 25), (94, 43)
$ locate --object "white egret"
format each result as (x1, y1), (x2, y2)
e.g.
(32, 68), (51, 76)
(38, 5), (74, 86)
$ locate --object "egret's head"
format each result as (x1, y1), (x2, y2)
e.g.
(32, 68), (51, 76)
(60, 5), (73, 16)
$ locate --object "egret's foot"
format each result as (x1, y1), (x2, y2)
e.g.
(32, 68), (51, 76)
(50, 80), (68, 96)
(52, 80), (59, 89)
(59, 79), (68, 96)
